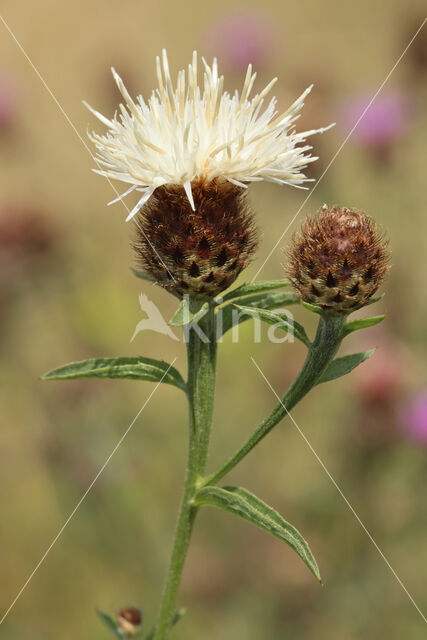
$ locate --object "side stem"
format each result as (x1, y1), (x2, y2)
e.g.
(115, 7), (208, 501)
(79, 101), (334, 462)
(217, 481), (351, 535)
(203, 313), (345, 487)
(153, 302), (217, 640)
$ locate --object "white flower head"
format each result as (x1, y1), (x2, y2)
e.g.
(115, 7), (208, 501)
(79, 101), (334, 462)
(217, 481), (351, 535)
(85, 50), (333, 221)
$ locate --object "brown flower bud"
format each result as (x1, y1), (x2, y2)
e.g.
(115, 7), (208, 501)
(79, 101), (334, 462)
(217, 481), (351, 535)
(133, 179), (258, 298)
(287, 205), (390, 313)
(116, 607), (142, 636)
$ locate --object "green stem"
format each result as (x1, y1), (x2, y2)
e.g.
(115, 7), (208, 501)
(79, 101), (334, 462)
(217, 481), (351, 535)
(188, 302), (218, 475)
(203, 313), (345, 487)
(153, 302), (217, 640)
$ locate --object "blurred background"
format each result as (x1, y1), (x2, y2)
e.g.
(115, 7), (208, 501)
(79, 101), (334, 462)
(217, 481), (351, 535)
(0, 1), (426, 638)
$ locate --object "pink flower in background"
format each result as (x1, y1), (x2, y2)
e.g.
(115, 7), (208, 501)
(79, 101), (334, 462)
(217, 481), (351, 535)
(0, 205), (55, 261)
(205, 10), (278, 71)
(353, 346), (404, 408)
(0, 71), (20, 127)
(339, 90), (413, 150)
(399, 392), (427, 445)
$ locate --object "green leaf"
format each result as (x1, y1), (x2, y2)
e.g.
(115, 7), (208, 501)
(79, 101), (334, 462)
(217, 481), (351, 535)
(234, 305), (311, 347)
(342, 315), (385, 337)
(218, 290), (299, 337)
(43, 357), (186, 391)
(316, 349), (375, 384)
(220, 279), (291, 302)
(132, 268), (155, 282)
(365, 293), (385, 307)
(96, 610), (122, 638)
(193, 486), (321, 581)
(171, 608), (186, 626)
(145, 609), (186, 640)
(170, 298), (209, 327)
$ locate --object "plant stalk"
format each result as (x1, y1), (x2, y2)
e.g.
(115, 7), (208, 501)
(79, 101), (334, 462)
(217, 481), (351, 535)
(153, 302), (217, 639)
(203, 313), (345, 487)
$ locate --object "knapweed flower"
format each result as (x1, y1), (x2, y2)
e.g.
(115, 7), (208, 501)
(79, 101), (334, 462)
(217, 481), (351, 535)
(399, 392), (427, 446)
(288, 205), (390, 313)
(339, 91), (413, 151)
(0, 205), (55, 264)
(85, 50), (331, 220)
(354, 348), (403, 407)
(133, 179), (258, 297)
(116, 607), (142, 637)
(85, 50), (331, 297)
(206, 10), (278, 71)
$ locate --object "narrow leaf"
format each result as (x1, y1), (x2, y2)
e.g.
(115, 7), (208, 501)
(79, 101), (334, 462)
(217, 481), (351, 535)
(145, 609), (186, 640)
(235, 305), (310, 346)
(171, 608), (186, 626)
(317, 349), (375, 384)
(365, 293), (385, 307)
(96, 610), (122, 638)
(194, 486), (321, 581)
(43, 357), (186, 391)
(219, 290), (299, 337)
(342, 315), (385, 337)
(132, 268), (155, 282)
(170, 298), (209, 327)
(301, 300), (323, 315)
(220, 279), (291, 302)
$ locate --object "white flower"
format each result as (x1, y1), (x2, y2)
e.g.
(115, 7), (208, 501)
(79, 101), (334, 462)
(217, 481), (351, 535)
(85, 50), (333, 221)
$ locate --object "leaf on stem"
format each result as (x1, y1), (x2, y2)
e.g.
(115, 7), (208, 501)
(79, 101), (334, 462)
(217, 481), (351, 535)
(365, 293), (385, 307)
(193, 486), (321, 581)
(170, 298), (209, 327)
(171, 608), (186, 627)
(300, 300), (323, 315)
(220, 279), (291, 302)
(96, 610), (122, 638)
(43, 357), (186, 391)
(234, 305), (311, 347)
(316, 349), (375, 384)
(145, 608), (186, 640)
(342, 315), (385, 337)
(218, 290), (299, 337)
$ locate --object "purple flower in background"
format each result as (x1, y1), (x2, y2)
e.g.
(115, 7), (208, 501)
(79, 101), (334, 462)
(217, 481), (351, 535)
(0, 205), (55, 262)
(354, 349), (403, 408)
(399, 392), (427, 445)
(339, 90), (414, 150)
(0, 70), (20, 127)
(205, 10), (278, 71)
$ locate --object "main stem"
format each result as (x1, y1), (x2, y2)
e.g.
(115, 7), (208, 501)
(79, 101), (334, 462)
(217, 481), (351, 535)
(154, 302), (217, 640)
(203, 313), (345, 487)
